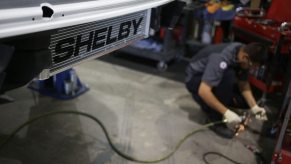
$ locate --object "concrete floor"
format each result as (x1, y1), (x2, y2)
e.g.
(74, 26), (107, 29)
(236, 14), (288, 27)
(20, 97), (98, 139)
(0, 54), (275, 164)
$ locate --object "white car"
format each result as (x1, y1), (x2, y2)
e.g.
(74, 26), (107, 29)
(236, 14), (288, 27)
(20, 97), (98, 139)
(0, 0), (174, 92)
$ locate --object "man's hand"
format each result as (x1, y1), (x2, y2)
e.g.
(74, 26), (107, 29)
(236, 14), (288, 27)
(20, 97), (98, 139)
(251, 105), (268, 121)
(223, 109), (242, 126)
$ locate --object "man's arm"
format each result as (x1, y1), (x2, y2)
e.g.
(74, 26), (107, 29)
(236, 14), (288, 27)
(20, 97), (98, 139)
(198, 81), (228, 114)
(198, 81), (242, 124)
(239, 81), (268, 120)
(238, 81), (256, 108)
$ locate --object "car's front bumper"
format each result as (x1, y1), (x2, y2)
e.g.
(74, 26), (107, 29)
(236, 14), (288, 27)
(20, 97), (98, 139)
(0, 0), (173, 39)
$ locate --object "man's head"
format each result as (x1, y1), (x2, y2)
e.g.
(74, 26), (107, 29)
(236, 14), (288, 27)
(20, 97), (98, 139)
(237, 42), (268, 69)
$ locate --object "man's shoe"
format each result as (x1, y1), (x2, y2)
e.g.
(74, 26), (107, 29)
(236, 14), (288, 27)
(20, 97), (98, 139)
(209, 124), (235, 139)
(0, 95), (14, 105)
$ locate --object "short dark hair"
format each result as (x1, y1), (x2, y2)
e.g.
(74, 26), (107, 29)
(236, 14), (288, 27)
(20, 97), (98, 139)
(242, 42), (268, 64)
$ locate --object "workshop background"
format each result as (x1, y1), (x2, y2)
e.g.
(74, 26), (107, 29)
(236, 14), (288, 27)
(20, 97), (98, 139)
(1, 0), (291, 164)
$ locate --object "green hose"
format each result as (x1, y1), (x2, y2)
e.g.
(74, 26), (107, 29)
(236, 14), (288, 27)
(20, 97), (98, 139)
(0, 111), (224, 163)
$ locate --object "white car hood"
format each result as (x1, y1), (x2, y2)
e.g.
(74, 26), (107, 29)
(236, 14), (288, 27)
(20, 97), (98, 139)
(0, 0), (173, 38)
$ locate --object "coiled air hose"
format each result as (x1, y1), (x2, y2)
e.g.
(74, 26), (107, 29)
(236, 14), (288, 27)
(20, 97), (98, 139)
(0, 110), (225, 163)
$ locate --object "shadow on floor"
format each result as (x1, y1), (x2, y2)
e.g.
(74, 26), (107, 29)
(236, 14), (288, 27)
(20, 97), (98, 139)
(0, 92), (126, 164)
(98, 52), (189, 83)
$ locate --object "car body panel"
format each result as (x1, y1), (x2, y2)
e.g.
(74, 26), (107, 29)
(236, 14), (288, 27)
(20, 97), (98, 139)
(0, 0), (173, 39)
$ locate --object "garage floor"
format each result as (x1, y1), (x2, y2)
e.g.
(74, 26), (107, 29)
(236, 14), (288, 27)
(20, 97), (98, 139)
(0, 54), (275, 164)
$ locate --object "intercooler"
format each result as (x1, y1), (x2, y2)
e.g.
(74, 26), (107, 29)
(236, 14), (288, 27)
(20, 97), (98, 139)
(39, 9), (151, 79)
